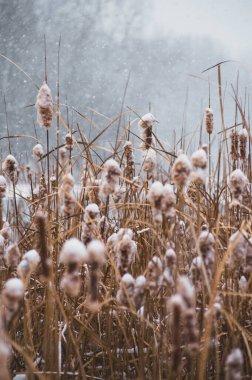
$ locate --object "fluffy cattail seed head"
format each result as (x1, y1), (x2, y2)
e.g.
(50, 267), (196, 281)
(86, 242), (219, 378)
(225, 348), (243, 380)
(32, 143), (44, 160)
(3, 154), (19, 184)
(36, 82), (53, 129)
(4, 243), (21, 267)
(229, 169), (248, 207)
(171, 152), (191, 188)
(0, 175), (7, 198)
(60, 238), (87, 267)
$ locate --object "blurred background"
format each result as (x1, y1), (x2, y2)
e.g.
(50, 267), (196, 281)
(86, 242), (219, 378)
(0, 0), (252, 158)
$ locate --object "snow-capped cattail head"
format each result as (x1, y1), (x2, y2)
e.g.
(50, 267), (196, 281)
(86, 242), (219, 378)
(117, 273), (135, 307)
(164, 246), (176, 269)
(225, 348), (243, 380)
(230, 129), (239, 162)
(191, 148), (207, 170)
(177, 276), (195, 308)
(32, 143), (44, 160)
(2, 278), (24, 306)
(148, 255), (163, 293)
(0, 222), (11, 242)
(2, 154), (19, 184)
(86, 240), (106, 265)
(228, 230), (248, 271)
(205, 108), (214, 134)
(171, 152), (191, 188)
(229, 169), (248, 206)
(161, 184), (176, 218)
(62, 173), (75, 216)
(26, 165), (32, 181)
(61, 272), (81, 297)
(198, 230), (215, 255)
(0, 175), (7, 198)
(147, 181), (164, 224)
(142, 148), (157, 174)
(100, 159), (121, 197)
(17, 249), (40, 282)
(36, 82), (53, 129)
(4, 243), (21, 267)
(85, 203), (100, 220)
(138, 113), (157, 129)
(139, 113), (157, 150)
(239, 128), (248, 160)
(65, 133), (73, 150)
(60, 238), (87, 267)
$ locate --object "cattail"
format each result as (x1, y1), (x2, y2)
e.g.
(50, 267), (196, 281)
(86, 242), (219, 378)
(81, 203), (100, 245)
(230, 129), (239, 162)
(171, 152), (191, 188)
(147, 181), (164, 225)
(148, 256), (163, 295)
(239, 128), (248, 160)
(1, 278), (24, 325)
(190, 148), (207, 185)
(100, 159), (121, 197)
(161, 184), (176, 219)
(228, 230), (248, 272)
(189, 256), (203, 292)
(177, 220), (186, 238)
(116, 234), (137, 276)
(138, 113), (157, 150)
(87, 179), (102, 206)
(50, 175), (57, 191)
(124, 141), (134, 179)
(61, 173), (76, 216)
(198, 229), (215, 279)
(32, 143), (44, 160)
(142, 148), (157, 174)
(60, 238), (87, 297)
(113, 185), (124, 203)
(205, 107), (214, 134)
(86, 240), (105, 310)
(133, 275), (146, 310)
(225, 348), (243, 380)
(229, 169), (248, 207)
(163, 245), (176, 286)
(65, 133), (73, 150)
(168, 294), (185, 373)
(116, 273), (135, 307)
(17, 249), (40, 283)
(60, 146), (70, 167)
(34, 211), (51, 278)
(36, 82), (53, 129)
(0, 222), (11, 243)
(4, 243), (21, 268)
(2, 155), (19, 184)
(0, 176), (7, 198)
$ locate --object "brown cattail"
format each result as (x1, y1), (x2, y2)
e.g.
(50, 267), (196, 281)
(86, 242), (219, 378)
(229, 169), (248, 207)
(60, 238), (87, 297)
(147, 181), (164, 225)
(198, 229), (215, 279)
(116, 273), (135, 307)
(142, 148), (157, 174)
(148, 256), (163, 295)
(64, 133), (73, 150)
(116, 233), (137, 276)
(61, 173), (76, 216)
(36, 82), (53, 129)
(239, 129), (248, 160)
(4, 243), (21, 268)
(100, 159), (122, 198)
(1, 278), (24, 325)
(190, 148), (207, 185)
(32, 143), (44, 160)
(205, 107), (214, 134)
(163, 245), (176, 287)
(2, 155), (19, 184)
(124, 141), (134, 179)
(228, 230), (248, 272)
(161, 184), (176, 219)
(25, 165), (32, 181)
(81, 203), (100, 245)
(225, 348), (243, 380)
(230, 129), (239, 163)
(34, 211), (51, 279)
(86, 240), (105, 311)
(0, 222), (11, 243)
(171, 151), (191, 188)
(17, 249), (40, 283)
(138, 113), (157, 150)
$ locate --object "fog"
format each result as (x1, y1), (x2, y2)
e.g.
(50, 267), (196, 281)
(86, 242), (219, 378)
(0, 0), (252, 159)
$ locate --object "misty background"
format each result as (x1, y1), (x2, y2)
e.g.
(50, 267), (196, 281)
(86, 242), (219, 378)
(0, 0), (252, 161)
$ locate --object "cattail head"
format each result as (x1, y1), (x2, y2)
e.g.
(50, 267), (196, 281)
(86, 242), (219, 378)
(230, 129), (239, 162)
(100, 159), (121, 197)
(116, 273), (135, 307)
(60, 238), (87, 267)
(191, 148), (207, 170)
(4, 243), (21, 267)
(65, 133), (73, 150)
(32, 143), (44, 160)
(229, 169), (248, 206)
(17, 249), (40, 282)
(0, 175), (7, 198)
(225, 348), (243, 380)
(239, 128), (248, 160)
(142, 148), (157, 174)
(2, 278), (24, 323)
(205, 107), (214, 134)
(60, 272), (81, 297)
(61, 173), (76, 216)
(3, 154), (19, 184)
(124, 141), (134, 179)
(171, 152), (191, 188)
(147, 181), (164, 224)
(198, 230), (215, 254)
(0, 222), (11, 242)
(85, 203), (100, 221)
(139, 113), (157, 150)
(25, 165), (32, 181)
(86, 240), (106, 266)
(36, 82), (53, 129)
(228, 230), (248, 271)
(161, 184), (176, 218)
(177, 276), (195, 307)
